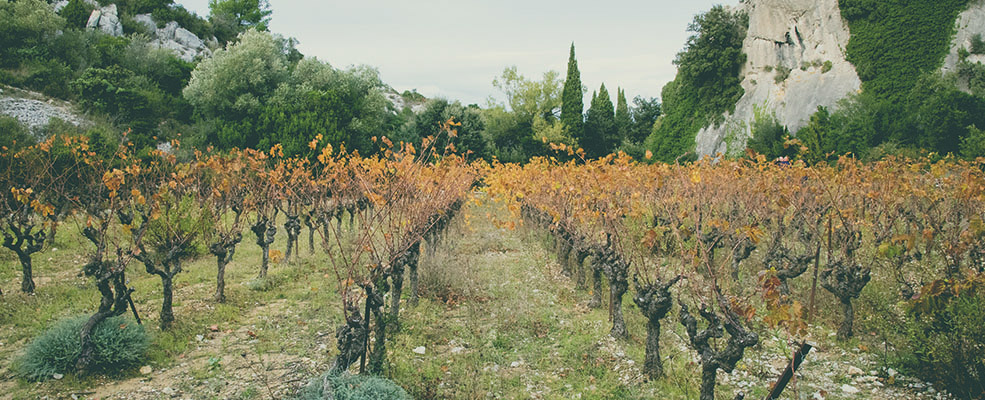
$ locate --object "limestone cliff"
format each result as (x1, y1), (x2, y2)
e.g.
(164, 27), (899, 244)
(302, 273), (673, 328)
(943, 0), (985, 80)
(695, 0), (862, 157)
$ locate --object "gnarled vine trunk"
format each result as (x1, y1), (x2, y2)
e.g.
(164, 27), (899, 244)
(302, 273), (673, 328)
(77, 259), (134, 371)
(820, 259), (870, 340)
(573, 246), (589, 290)
(633, 275), (682, 379)
(18, 253), (35, 293)
(210, 232), (241, 303)
(389, 242), (420, 326)
(365, 278), (389, 375)
(251, 218), (276, 278)
(329, 305), (366, 375)
(680, 296), (759, 400)
(588, 258), (603, 309)
(284, 214), (301, 264)
(597, 242), (629, 340)
(2, 221), (47, 294)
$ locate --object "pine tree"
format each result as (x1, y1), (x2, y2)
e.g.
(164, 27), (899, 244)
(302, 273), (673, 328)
(584, 83), (616, 158)
(561, 43), (584, 146)
(615, 87), (631, 145)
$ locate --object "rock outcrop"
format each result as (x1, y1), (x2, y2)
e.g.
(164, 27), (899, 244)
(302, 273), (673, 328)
(384, 92), (427, 114)
(145, 18), (214, 62)
(695, 0), (862, 157)
(75, 4), (214, 62)
(85, 4), (124, 37)
(943, 0), (985, 80)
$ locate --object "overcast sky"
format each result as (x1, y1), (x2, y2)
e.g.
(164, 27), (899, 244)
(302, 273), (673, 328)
(177, 0), (728, 106)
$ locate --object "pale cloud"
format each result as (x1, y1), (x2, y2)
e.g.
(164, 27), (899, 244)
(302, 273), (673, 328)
(177, 0), (729, 105)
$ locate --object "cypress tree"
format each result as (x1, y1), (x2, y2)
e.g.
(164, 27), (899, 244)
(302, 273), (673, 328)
(584, 83), (616, 158)
(615, 87), (631, 145)
(561, 43), (584, 146)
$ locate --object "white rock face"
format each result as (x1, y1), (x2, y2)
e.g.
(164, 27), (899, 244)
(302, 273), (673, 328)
(942, 0), (985, 91)
(694, 0), (862, 157)
(86, 4), (123, 37)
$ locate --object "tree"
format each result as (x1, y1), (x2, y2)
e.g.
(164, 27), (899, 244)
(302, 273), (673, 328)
(629, 96), (661, 144)
(615, 88), (631, 145)
(961, 125), (985, 159)
(561, 43), (584, 144)
(400, 99), (489, 160)
(903, 73), (985, 155)
(209, 0), (272, 43)
(73, 66), (167, 150)
(183, 29), (289, 122)
(486, 66), (564, 161)
(795, 106), (833, 163)
(186, 40), (390, 155)
(648, 6), (748, 162)
(583, 83), (616, 158)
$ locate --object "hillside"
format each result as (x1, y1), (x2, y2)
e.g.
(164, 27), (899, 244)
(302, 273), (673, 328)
(677, 0), (985, 159)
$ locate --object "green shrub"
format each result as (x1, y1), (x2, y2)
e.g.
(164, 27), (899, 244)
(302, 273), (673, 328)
(821, 60), (833, 73)
(773, 65), (791, 83)
(0, 115), (35, 149)
(58, 0), (96, 30)
(897, 276), (985, 399)
(22, 59), (75, 99)
(17, 314), (148, 381)
(746, 105), (792, 160)
(972, 33), (985, 55)
(296, 372), (412, 400)
(961, 125), (985, 159)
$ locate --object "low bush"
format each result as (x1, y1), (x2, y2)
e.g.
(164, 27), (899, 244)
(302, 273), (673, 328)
(297, 372), (411, 400)
(896, 275), (985, 399)
(17, 315), (148, 381)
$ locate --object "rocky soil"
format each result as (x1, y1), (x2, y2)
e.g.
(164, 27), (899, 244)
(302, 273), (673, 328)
(0, 87), (86, 135)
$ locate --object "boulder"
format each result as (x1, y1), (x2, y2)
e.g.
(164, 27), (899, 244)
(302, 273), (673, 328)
(85, 4), (123, 37)
(153, 21), (214, 62)
(133, 13), (157, 33)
